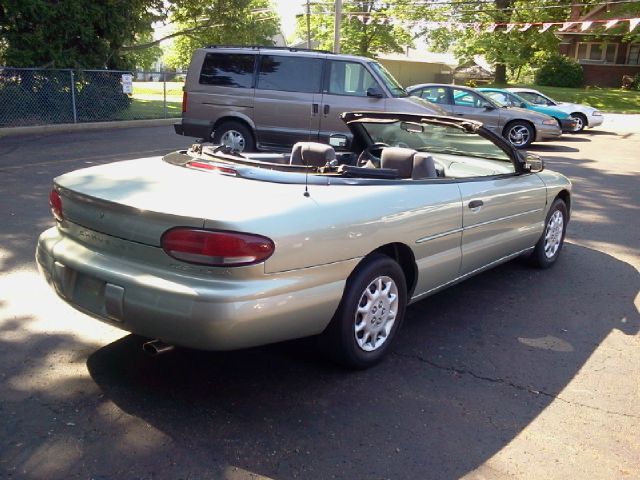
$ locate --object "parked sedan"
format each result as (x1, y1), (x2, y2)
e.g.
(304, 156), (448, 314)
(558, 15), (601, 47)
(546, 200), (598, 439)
(477, 87), (578, 132)
(407, 83), (561, 149)
(506, 87), (603, 132)
(37, 111), (571, 368)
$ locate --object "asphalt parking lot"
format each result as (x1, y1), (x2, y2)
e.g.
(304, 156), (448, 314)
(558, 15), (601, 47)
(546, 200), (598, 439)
(0, 119), (638, 479)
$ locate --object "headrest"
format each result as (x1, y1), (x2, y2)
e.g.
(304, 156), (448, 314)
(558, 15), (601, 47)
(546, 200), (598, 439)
(290, 142), (336, 167)
(412, 153), (438, 179)
(380, 147), (417, 178)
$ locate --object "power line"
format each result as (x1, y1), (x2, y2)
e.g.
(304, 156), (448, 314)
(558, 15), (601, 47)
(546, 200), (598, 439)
(307, 0), (639, 13)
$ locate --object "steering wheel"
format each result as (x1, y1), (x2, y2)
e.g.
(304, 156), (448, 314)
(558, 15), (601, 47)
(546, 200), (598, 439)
(357, 142), (389, 167)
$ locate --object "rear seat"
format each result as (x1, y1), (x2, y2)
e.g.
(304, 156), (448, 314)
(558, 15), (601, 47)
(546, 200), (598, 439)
(290, 142), (336, 167)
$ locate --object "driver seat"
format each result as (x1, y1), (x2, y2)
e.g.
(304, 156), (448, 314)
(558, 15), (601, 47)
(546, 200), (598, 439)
(412, 153), (438, 179)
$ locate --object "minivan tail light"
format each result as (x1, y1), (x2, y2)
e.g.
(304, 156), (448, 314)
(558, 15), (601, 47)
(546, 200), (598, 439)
(161, 228), (275, 267)
(49, 188), (63, 222)
(182, 91), (187, 112)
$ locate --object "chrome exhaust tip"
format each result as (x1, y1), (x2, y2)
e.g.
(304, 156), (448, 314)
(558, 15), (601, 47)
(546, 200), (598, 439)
(142, 339), (175, 356)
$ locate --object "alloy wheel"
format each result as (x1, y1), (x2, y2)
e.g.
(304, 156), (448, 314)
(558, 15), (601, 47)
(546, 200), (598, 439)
(354, 276), (399, 352)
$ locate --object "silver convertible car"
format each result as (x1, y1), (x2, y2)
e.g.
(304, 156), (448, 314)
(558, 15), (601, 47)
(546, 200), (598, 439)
(37, 112), (571, 368)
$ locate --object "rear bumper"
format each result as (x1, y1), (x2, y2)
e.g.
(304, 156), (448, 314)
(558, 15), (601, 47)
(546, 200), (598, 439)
(174, 119), (213, 139)
(36, 226), (357, 351)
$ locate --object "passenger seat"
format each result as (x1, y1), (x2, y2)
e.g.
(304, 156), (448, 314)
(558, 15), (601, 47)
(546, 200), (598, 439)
(380, 147), (417, 178)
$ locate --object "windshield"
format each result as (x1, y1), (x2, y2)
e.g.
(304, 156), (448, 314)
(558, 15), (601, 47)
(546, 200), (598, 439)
(483, 92), (508, 107)
(510, 92), (533, 107)
(369, 62), (408, 97)
(359, 120), (512, 162)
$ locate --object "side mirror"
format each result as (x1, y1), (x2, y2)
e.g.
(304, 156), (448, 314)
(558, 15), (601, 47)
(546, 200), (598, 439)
(520, 102), (527, 108)
(524, 152), (544, 172)
(329, 134), (349, 149)
(482, 102), (495, 110)
(366, 87), (384, 98)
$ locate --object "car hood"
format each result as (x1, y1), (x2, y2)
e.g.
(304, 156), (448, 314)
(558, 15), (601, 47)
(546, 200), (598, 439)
(548, 102), (598, 114)
(500, 106), (554, 123)
(529, 105), (571, 119)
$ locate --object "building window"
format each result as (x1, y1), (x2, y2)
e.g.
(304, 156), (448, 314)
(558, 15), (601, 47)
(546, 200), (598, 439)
(628, 44), (640, 65)
(575, 42), (618, 64)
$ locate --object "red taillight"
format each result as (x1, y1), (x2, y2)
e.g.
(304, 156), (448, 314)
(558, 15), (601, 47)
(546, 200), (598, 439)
(161, 228), (275, 267)
(49, 188), (63, 222)
(182, 91), (187, 113)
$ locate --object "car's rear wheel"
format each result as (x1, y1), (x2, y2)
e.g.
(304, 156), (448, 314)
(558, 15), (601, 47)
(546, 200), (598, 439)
(569, 113), (587, 133)
(504, 121), (534, 149)
(320, 253), (407, 369)
(212, 121), (255, 152)
(529, 198), (568, 268)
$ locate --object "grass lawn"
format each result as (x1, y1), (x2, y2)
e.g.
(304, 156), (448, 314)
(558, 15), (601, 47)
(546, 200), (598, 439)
(132, 81), (184, 97)
(501, 85), (640, 114)
(115, 99), (182, 120)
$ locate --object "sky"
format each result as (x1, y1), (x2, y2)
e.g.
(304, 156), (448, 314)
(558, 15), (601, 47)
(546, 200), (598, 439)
(274, 0), (305, 40)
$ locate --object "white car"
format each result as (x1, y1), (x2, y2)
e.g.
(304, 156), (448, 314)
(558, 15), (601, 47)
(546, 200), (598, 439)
(506, 88), (603, 133)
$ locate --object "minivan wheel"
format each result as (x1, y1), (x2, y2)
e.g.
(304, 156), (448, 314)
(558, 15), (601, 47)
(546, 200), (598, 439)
(212, 121), (255, 152)
(319, 253), (407, 369)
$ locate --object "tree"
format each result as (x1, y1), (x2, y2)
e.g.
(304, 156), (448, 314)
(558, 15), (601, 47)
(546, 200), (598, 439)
(122, 33), (162, 71)
(419, 0), (577, 84)
(162, 0), (280, 70)
(295, 0), (414, 57)
(0, 0), (163, 69)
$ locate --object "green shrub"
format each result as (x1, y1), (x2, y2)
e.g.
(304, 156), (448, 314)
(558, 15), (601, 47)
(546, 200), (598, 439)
(76, 72), (131, 122)
(535, 55), (583, 88)
(632, 73), (640, 91)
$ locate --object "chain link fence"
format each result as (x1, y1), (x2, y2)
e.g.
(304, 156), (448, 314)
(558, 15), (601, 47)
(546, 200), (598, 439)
(0, 67), (185, 128)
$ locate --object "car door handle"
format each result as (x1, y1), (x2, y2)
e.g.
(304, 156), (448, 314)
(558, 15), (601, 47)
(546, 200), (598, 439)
(312, 103), (319, 115)
(324, 104), (330, 115)
(468, 199), (484, 209)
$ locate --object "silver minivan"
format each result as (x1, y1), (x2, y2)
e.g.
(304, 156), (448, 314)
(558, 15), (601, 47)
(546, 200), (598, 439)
(175, 46), (443, 151)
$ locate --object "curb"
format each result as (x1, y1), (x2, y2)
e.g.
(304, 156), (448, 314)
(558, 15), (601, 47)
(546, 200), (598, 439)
(0, 118), (178, 138)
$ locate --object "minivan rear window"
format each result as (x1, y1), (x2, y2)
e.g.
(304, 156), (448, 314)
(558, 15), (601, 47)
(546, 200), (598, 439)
(199, 53), (255, 88)
(257, 55), (323, 93)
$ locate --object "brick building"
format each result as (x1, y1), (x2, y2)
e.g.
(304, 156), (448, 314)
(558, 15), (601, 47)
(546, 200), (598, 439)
(557, 2), (640, 87)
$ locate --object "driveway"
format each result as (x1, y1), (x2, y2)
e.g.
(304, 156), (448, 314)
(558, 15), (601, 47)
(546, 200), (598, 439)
(0, 119), (638, 479)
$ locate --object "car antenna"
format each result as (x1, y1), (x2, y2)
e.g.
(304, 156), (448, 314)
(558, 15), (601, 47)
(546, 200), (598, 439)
(303, 147), (310, 197)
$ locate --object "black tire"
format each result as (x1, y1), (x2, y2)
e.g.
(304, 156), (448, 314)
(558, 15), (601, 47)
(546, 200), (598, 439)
(319, 253), (407, 369)
(569, 113), (587, 133)
(212, 121), (255, 152)
(529, 198), (568, 269)
(504, 121), (534, 149)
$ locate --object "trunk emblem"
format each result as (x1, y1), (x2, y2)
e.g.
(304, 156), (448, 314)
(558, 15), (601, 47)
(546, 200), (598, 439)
(99, 211), (105, 219)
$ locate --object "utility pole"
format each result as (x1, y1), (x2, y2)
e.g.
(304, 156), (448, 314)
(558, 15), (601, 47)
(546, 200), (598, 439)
(333, 0), (342, 53)
(306, 0), (311, 48)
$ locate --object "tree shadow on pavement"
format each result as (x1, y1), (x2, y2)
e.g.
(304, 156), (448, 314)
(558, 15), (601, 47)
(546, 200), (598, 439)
(84, 244), (638, 480)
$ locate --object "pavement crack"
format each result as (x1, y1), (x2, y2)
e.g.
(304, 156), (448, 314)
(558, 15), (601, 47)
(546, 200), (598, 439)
(393, 351), (640, 419)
